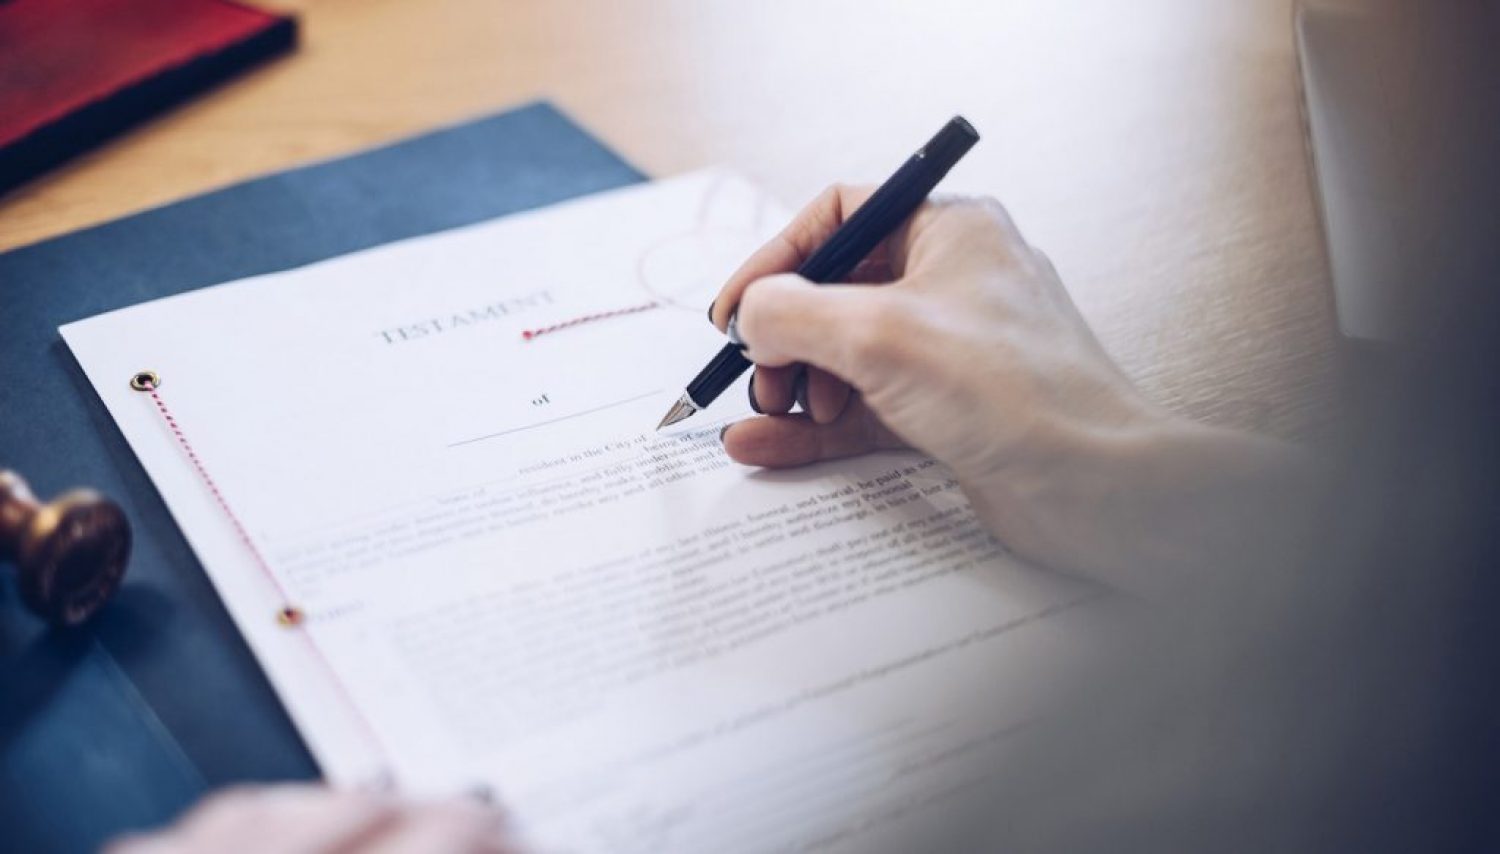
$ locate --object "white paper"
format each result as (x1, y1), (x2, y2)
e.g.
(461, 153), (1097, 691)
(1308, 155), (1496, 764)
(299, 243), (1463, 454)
(62, 171), (1101, 851)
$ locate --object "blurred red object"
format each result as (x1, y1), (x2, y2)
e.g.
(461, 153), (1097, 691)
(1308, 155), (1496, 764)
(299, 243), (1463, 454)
(0, 0), (295, 194)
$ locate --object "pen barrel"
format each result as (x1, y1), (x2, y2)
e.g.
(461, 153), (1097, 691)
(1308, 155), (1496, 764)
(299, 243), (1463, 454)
(686, 343), (752, 408)
(793, 158), (936, 284)
(795, 116), (979, 285)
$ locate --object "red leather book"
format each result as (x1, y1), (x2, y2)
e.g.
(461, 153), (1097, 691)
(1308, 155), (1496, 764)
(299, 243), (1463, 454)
(0, 0), (296, 195)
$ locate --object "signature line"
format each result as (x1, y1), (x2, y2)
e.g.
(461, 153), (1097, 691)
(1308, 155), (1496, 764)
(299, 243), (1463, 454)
(447, 389), (664, 448)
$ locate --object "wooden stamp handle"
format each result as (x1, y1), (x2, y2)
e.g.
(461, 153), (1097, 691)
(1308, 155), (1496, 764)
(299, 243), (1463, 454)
(0, 470), (130, 626)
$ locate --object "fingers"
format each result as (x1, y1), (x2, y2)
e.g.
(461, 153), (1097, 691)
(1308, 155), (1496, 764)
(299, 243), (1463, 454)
(749, 364), (797, 414)
(846, 256), (896, 285)
(110, 785), (400, 854)
(721, 396), (906, 469)
(363, 799), (515, 854)
(749, 365), (851, 424)
(107, 786), (518, 854)
(709, 184), (879, 331)
(805, 366), (852, 425)
(735, 273), (906, 388)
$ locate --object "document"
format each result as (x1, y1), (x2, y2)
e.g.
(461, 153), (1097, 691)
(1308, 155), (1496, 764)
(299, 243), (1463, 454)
(62, 171), (1103, 851)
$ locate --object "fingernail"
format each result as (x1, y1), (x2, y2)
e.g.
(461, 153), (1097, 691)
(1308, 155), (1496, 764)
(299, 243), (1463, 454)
(748, 375), (763, 414)
(707, 299), (716, 325)
(718, 424), (731, 444)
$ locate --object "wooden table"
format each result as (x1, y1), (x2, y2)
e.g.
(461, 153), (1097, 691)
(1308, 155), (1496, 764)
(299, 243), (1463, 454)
(0, 0), (1336, 440)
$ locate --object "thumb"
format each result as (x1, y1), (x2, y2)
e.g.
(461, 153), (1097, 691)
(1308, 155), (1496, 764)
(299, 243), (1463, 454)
(734, 273), (901, 388)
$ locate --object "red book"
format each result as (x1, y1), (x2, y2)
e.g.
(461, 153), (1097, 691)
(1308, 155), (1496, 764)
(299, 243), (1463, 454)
(0, 0), (296, 195)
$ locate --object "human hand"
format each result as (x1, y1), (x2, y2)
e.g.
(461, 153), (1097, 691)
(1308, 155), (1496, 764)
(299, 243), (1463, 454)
(711, 186), (1307, 590)
(106, 785), (520, 854)
(713, 186), (1159, 475)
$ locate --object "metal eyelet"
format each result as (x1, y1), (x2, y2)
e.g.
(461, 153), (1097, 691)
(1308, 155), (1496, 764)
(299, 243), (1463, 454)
(129, 370), (160, 392)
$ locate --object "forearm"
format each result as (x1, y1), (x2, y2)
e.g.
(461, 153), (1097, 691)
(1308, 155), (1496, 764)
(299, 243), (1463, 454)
(965, 415), (1320, 598)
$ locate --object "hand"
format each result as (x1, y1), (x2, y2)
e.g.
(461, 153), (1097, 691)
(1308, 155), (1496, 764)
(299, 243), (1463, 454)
(107, 785), (520, 854)
(711, 186), (1310, 592)
(713, 185), (1158, 477)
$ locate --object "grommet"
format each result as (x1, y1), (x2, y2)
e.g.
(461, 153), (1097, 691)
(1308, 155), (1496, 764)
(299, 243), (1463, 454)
(130, 370), (160, 391)
(276, 605), (305, 626)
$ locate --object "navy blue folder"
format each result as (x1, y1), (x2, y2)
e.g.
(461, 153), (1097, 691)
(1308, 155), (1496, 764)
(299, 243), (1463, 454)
(0, 102), (645, 853)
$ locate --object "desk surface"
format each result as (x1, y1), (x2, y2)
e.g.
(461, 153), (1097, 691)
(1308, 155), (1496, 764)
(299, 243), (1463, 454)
(0, 0), (1336, 439)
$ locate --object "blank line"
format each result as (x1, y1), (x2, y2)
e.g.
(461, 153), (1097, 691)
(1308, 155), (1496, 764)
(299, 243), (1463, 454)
(447, 389), (664, 447)
(275, 410), (739, 545)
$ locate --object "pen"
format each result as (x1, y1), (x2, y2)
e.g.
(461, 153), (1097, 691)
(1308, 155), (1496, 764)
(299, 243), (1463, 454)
(656, 116), (980, 430)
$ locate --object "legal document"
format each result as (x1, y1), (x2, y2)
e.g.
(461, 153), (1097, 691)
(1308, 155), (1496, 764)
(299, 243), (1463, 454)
(62, 171), (1103, 851)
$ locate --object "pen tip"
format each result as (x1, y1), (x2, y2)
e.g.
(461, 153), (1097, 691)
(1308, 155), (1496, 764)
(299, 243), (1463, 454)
(656, 395), (699, 431)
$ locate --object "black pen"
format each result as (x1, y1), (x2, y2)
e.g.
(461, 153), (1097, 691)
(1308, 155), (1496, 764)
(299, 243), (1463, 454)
(656, 116), (980, 429)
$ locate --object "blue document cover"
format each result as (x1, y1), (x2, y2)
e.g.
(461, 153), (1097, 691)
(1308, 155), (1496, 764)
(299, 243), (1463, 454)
(0, 101), (645, 852)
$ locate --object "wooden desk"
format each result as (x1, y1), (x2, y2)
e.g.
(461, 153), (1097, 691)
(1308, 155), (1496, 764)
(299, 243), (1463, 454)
(0, 0), (1336, 439)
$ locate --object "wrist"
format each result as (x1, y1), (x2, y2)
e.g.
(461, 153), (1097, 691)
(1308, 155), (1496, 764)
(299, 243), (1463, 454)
(961, 406), (1304, 594)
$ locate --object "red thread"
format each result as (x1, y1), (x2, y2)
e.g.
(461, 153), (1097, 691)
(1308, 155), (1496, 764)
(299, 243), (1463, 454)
(140, 378), (391, 777)
(521, 301), (660, 340)
(143, 383), (286, 595)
